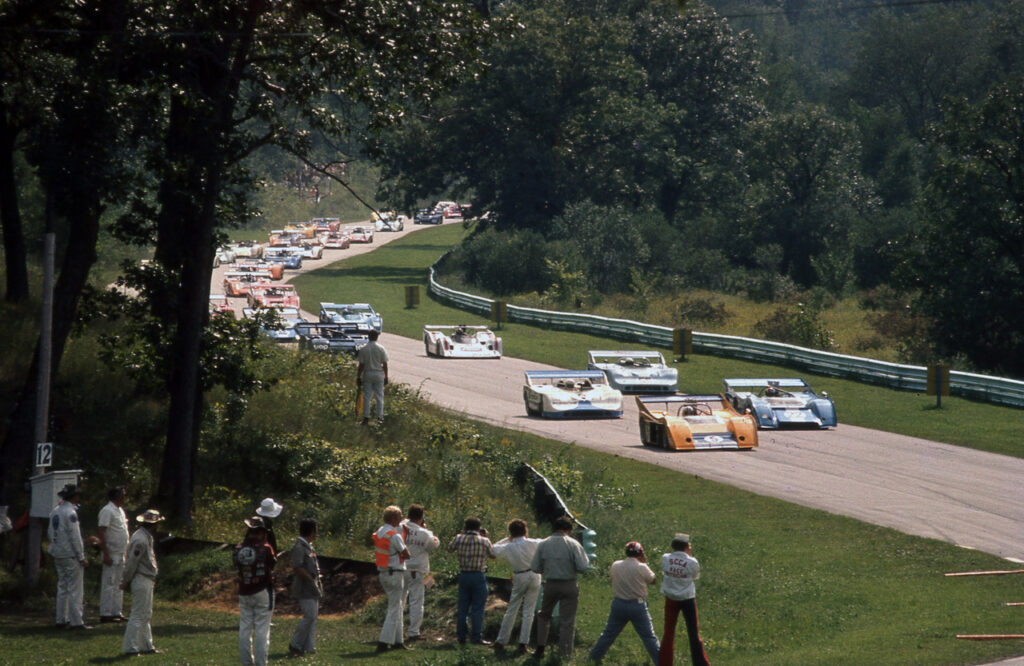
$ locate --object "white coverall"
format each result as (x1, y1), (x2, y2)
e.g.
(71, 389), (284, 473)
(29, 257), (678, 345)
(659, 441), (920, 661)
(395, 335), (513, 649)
(122, 527), (158, 654)
(97, 501), (129, 618)
(47, 501), (86, 627)
(400, 519), (440, 638)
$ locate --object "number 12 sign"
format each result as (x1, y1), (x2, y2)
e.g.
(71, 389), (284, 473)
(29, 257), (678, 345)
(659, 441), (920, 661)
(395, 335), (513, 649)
(35, 442), (53, 469)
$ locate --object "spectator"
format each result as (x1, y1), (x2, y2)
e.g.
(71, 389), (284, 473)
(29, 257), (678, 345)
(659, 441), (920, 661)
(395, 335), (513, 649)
(121, 509), (164, 655)
(588, 541), (660, 664)
(530, 515), (589, 659)
(373, 505), (411, 652)
(356, 329), (389, 425)
(97, 486), (130, 623)
(289, 518), (323, 657)
(48, 484), (90, 629)
(254, 498), (282, 555)
(400, 504), (440, 642)
(234, 516), (276, 666)
(447, 516), (495, 645)
(491, 519), (542, 656)
(658, 533), (709, 666)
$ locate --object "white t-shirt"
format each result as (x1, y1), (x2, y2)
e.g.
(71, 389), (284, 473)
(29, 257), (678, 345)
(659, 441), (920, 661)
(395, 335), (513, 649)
(400, 520), (440, 572)
(660, 550), (700, 601)
(610, 557), (656, 601)
(98, 501), (130, 553)
(357, 341), (389, 373)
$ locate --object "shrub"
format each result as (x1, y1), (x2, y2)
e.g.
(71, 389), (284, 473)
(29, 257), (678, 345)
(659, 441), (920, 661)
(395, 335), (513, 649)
(459, 226), (551, 294)
(676, 296), (730, 327)
(754, 304), (836, 350)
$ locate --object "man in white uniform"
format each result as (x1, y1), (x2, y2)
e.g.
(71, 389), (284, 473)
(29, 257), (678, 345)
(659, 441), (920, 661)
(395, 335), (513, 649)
(356, 329), (389, 424)
(48, 484), (90, 629)
(658, 533), (709, 666)
(122, 509), (164, 656)
(400, 504), (440, 642)
(97, 486), (129, 622)
(373, 505), (410, 652)
(491, 519), (542, 655)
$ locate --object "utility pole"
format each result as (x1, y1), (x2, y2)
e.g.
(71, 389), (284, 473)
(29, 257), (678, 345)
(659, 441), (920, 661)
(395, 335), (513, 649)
(26, 233), (55, 587)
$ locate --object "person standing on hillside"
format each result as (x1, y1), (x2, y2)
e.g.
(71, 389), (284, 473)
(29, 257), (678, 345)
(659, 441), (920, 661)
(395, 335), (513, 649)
(97, 486), (130, 623)
(48, 484), (90, 630)
(121, 509), (164, 656)
(374, 505), (411, 652)
(588, 541), (661, 664)
(289, 518), (323, 657)
(491, 519), (542, 656)
(530, 515), (590, 659)
(254, 498), (282, 559)
(400, 504), (440, 642)
(356, 329), (389, 425)
(447, 516), (495, 645)
(234, 516), (277, 666)
(658, 533), (710, 666)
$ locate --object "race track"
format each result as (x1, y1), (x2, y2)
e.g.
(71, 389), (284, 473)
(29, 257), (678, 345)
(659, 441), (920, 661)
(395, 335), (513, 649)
(216, 222), (1024, 562)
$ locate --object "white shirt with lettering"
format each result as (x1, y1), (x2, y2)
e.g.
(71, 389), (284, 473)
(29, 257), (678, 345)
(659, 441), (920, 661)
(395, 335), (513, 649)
(660, 550), (700, 601)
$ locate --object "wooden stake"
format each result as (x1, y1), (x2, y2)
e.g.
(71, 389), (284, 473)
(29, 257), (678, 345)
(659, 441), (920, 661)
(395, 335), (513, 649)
(957, 635), (1024, 640)
(944, 569), (1024, 577)
(1005, 602), (1024, 606)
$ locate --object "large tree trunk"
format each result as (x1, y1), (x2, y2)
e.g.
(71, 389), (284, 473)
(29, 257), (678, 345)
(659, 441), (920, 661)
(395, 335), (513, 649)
(0, 205), (100, 503)
(0, 102), (28, 303)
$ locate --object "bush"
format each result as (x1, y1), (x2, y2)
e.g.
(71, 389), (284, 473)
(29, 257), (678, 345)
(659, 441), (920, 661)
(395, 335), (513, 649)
(675, 296), (730, 327)
(458, 226), (551, 295)
(754, 304), (836, 350)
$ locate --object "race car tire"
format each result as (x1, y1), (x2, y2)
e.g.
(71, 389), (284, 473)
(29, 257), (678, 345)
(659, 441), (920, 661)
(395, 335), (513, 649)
(524, 400), (539, 417)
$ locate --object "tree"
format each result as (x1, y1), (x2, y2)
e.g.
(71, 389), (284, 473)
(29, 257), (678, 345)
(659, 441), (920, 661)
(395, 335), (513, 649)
(897, 78), (1024, 376)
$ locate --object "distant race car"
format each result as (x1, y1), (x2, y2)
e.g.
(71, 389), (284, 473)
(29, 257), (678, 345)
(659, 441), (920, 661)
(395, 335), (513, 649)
(283, 223), (316, 238)
(636, 394), (758, 451)
(213, 247), (236, 268)
(243, 306), (306, 342)
(346, 225), (374, 243)
(268, 230), (305, 247)
(319, 302), (382, 333)
(310, 217), (341, 233)
(295, 322), (370, 353)
(320, 231), (351, 249)
(414, 208), (443, 225)
(286, 242), (323, 260)
(263, 247), (303, 269)
(208, 294), (233, 314)
(423, 325), (502, 358)
(228, 240), (264, 259)
(523, 370), (623, 419)
(223, 270), (273, 297)
(442, 205), (463, 222)
(229, 261), (283, 280)
(373, 211), (404, 232)
(247, 283), (300, 309)
(723, 378), (837, 429)
(587, 350), (678, 394)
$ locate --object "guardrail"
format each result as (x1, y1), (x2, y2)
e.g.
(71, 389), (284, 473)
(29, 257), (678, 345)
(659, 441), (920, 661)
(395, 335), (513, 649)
(427, 256), (1024, 408)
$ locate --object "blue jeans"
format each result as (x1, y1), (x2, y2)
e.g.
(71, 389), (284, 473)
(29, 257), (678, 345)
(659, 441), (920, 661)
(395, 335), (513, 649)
(456, 571), (488, 643)
(589, 598), (661, 664)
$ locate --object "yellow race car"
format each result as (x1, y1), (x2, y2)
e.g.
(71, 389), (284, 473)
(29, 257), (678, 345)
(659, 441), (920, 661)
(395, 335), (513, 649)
(636, 394), (758, 451)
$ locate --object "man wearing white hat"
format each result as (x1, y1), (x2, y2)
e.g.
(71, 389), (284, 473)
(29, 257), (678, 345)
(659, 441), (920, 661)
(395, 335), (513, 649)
(255, 498), (282, 555)
(97, 486), (130, 622)
(48, 484), (90, 629)
(122, 509), (164, 655)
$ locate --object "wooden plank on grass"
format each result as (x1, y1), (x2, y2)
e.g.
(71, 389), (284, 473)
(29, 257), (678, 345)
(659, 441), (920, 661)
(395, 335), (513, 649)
(956, 635), (1024, 640)
(944, 569), (1024, 577)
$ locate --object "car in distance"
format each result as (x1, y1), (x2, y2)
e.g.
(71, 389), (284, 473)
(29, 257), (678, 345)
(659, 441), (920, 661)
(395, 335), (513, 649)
(320, 231), (351, 249)
(213, 247), (236, 268)
(228, 240), (264, 259)
(423, 325), (502, 358)
(345, 225), (374, 243)
(723, 378), (836, 429)
(636, 394), (758, 451)
(208, 294), (233, 314)
(373, 210), (405, 231)
(414, 208), (443, 225)
(319, 302), (382, 333)
(247, 283), (300, 310)
(587, 350), (677, 394)
(223, 270), (273, 297)
(295, 322), (369, 353)
(263, 247), (303, 269)
(523, 370), (623, 419)
(243, 306), (306, 342)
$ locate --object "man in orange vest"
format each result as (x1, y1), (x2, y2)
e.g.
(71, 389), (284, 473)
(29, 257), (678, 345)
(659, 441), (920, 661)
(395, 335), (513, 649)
(373, 505), (411, 652)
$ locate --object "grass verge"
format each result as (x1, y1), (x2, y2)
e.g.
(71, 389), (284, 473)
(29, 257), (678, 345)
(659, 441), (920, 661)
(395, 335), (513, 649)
(289, 223), (1023, 460)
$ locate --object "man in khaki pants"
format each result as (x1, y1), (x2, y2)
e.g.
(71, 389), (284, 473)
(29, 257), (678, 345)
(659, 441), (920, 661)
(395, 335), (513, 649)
(530, 516), (590, 659)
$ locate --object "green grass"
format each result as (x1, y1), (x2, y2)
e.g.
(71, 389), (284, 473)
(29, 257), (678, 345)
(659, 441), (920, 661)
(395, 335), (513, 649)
(290, 223), (1024, 460)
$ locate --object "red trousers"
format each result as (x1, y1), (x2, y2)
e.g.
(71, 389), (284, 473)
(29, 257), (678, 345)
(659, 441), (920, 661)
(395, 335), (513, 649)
(658, 597), (709, 665)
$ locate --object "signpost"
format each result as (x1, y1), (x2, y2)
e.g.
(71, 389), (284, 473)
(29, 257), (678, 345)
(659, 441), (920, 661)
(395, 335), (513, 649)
(491, 301), (508, 330)
(404, 285), (420, 309)
(927, 363), (950, 408)
(673, 327), (692, 361)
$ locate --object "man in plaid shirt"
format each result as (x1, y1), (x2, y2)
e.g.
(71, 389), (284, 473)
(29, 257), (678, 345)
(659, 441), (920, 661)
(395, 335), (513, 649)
(447, 517), (495, 644)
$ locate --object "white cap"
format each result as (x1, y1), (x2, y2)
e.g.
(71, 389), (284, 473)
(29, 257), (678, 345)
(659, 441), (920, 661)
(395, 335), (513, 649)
(255, 498), (283, 518)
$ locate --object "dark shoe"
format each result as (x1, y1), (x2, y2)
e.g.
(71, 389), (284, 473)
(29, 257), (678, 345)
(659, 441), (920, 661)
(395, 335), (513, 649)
(376, 642), (389, 652)
(493, 642), (506, 653)
(376, 418), (385, 426)
(517, 644), (531, 655)
(288, 645), (303, 657)
(533, 645), (546, 659)
(140, 648), (162, 654)
(360, 417), (370, 426)
(392, 643), (412, 650)
(472, 639), (493, 646)
(68, 624), (94, 630)
(55, 622), (68, 630)
(406, 635), (422, 642)
(100, 616), (119, 623)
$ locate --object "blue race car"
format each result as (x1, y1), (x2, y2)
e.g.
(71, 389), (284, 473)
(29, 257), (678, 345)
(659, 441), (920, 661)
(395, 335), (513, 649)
(295, 322), (369, 353)
(722, 378), (836, 429)
(319, 302), (383, 333)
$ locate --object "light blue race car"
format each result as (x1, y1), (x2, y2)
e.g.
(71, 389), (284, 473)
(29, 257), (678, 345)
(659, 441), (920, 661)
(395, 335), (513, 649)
(722, 378), (837, 429)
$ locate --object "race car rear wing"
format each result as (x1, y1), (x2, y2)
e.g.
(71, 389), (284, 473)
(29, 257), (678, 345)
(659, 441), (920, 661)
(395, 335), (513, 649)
(722, 378), (810, 390)
(525, 370), (606, 385)
(636, 394), (721, 405)
(425, 325), (491, 331)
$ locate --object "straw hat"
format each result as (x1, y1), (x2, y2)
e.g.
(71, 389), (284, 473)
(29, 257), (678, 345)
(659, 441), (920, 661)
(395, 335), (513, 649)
(136, 509), (165, 524)
(255, 498), (283, 518)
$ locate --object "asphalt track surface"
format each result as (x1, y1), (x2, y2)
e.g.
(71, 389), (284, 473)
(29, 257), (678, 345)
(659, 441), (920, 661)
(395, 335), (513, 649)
(215, 221), (1024, 564)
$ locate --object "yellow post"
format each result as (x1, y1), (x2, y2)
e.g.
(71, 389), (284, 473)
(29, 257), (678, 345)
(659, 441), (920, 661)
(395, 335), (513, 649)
(673, 327), (692, 360)
(404, 285), (420, 308)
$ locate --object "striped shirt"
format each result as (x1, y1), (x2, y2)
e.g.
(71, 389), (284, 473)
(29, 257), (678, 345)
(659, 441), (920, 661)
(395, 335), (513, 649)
(447, 531), (494, 572)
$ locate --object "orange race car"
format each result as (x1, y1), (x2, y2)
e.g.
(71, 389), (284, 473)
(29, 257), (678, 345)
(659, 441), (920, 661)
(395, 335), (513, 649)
(223, 270), (273, 297)
(636, 394), (758, 451)
(247, 283), (300, 310)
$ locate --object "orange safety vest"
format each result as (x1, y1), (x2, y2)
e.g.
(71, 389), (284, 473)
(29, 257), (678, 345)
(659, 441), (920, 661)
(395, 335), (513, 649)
(372, 527), (405, 568)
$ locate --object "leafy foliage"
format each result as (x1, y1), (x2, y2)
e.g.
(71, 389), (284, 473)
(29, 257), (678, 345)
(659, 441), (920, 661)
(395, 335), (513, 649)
(753, 303), (836, 350)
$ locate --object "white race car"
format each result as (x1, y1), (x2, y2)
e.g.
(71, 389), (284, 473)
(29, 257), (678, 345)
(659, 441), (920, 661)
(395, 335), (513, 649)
(423, 325), (502, 358)
(373, 211), (405, 232)
(523, 370), (623, 419)
(587, 350), (678, 393)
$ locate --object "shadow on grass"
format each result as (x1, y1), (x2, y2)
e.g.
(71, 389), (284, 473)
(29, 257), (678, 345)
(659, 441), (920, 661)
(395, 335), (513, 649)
(299, 265), (426, 283)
